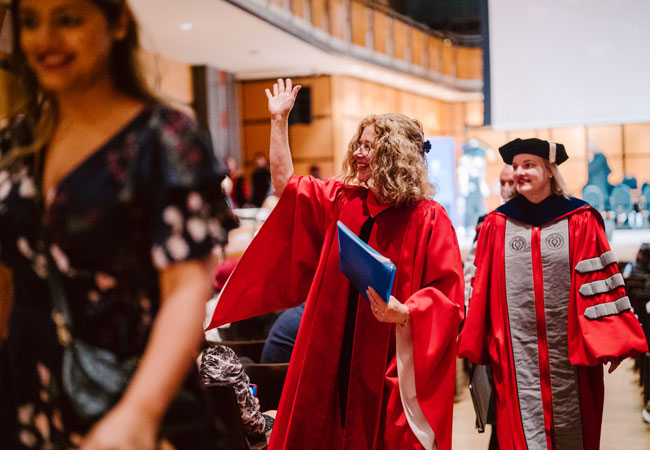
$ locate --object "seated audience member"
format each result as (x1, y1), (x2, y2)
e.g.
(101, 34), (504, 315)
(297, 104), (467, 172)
(623, 243), (650, 278)
(622, 243), (650, 423)
(200, 345), (274, 449)
(261, 303), (305, 363)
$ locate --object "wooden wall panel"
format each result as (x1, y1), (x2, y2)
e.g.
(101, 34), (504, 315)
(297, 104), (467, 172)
(587, 124), (623, 158)
(442, 41), (455, 77)
(350, 1), (367, 47)
(357, 81), (376, 118)
(393, 20), (408, 61)
(509, 130), (539, 140)
(428, 36), (443, 73)
(329, 0), (347, 40)
(456, 47), (482, 80)
(551, 126), (587, 160)
(395, 90), (418, 120)
(440, 102), (465, 135)
(242, 123), (271, 161)
(373, 10), (389, 54)
(288, 118), (333, 159)
(336, 77), (362, 119)
(556, 159), (586, 196)
(411, 28), (425, 67)
(419, 99), (443, 134)
(291, 0), (308, 21)
(336, 117), (361, 172)
(373, 84), (399, 115)
(623, 123), (650, 158)
(464, 101), (483, 128)
(311, 0), (328, 31)
(622, 155), (650, 184)
(412, 95), (434, 129)
(534, 129), (552, 141)
(241, 81), (272, 121)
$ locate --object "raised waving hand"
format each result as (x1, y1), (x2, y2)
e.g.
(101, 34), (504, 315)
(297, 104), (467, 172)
(265, 78), (301, 119)
(265, 79), (301, 197)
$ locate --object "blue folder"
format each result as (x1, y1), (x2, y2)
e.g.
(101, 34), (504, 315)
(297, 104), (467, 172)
(337, 221), (396, 303)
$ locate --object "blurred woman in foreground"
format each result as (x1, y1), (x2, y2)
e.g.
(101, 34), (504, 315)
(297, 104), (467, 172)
(0, 1), (236, 448)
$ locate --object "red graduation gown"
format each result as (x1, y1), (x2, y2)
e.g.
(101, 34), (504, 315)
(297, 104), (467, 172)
(458, 205), (647, 450)
(208, 175), (464, 450)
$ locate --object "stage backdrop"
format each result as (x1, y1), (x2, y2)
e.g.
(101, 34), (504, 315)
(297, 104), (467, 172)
(487, 0), (650, 130)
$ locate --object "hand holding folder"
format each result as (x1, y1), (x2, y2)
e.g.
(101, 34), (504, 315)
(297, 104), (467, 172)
(337, 221), (396, 303)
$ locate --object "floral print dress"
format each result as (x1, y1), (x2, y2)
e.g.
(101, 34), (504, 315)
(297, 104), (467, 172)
(0, 104), (238, 449)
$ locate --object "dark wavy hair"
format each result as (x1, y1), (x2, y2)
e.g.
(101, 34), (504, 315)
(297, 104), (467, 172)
(2, 0), (155, 166)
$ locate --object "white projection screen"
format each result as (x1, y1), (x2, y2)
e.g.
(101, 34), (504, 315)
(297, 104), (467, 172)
(487, 0), (650, 130)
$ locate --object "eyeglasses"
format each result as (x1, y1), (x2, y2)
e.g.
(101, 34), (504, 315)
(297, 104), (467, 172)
(353, 142), (374, 154)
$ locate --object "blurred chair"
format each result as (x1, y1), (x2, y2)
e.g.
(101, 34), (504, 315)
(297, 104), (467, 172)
(582, 184), (606, 211)
(220, 340), (267, 363)
(203, 383), (251, 450)
(610, 184), (633, 228)
(219, 313), (281, 342)
(244, 363), (290, 411)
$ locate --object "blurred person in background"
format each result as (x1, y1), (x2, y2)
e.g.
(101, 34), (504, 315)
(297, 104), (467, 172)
(221, 155), (248, 208)
(249, 152), (271, 208)
(260, 303), (304, 364)
(0, 0), (237, 448)
(498, 164), (515, 202)
(308, 164), (322, 180)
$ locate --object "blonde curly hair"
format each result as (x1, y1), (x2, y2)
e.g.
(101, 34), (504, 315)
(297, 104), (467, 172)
(339, 114), (435, 205)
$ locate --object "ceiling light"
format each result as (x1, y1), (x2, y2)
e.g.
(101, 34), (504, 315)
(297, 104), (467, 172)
(179, 23), (193, 31)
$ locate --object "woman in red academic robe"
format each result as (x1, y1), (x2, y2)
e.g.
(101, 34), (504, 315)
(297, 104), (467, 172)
(207, 79), (464, 450)
(458, 138), (648, 450)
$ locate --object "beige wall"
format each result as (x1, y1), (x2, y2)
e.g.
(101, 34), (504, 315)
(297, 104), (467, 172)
(139, 50), (194, 116)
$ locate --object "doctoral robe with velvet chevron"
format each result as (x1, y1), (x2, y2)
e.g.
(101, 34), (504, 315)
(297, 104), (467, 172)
(458, 195), (648, 450)
(208, 175), (464, 450)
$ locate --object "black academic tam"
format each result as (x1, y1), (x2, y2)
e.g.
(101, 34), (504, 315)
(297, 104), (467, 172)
(499, 138), (568, 165)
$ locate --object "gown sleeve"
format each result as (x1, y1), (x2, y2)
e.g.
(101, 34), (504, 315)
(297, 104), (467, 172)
(206, 174), (343, 329)
(393, 204), (465, 450)
(568, 209), (648, 365)
(457, 215), (498, 365)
